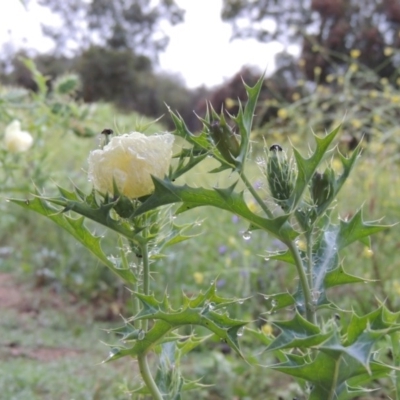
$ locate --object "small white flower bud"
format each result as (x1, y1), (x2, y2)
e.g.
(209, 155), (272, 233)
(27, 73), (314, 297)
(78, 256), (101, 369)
(88, 132), (174, 199)
(4, 120), (33, 153)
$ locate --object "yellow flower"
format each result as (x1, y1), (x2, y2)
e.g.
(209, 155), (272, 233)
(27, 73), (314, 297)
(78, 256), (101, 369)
(224, 97), (236, 109)
(349, 63), (358, 73)
(380, 77), (389, 86)
(228, 236), (236, 246)
(297, 118), (306, 127)
(362, 247), (374, 258)
(369, 90), (379, 98)
(372, 114), (381, 124)
(298, 59), (306, 67)
(393, 280), (400, 296)
(384, 47), (394, 57)
(261, 324), (273, 336)
(291, 92), (301, 101)
(88, 132), (174, 199)
(351, 119), (362, 129)
(326, 74), (335, 83)
(4, 120), (33, 153)
(391, 95), (400, 103)
(297, 239), (307, 252)
(350, 49), (361, 59)
(193, 272), (204, 285)
(331, 158), (342, 173)
(277, 108), (288, 119)
(314, 66), (322, 76)
(247, 199), (258, 213)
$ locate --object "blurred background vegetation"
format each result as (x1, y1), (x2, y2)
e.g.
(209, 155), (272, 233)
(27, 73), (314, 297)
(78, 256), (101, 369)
(1, 1), (400, 399)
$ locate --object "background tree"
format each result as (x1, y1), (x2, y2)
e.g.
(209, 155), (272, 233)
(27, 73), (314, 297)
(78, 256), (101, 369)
(221, 0), (400, 82)
(29, 0), (185, 59)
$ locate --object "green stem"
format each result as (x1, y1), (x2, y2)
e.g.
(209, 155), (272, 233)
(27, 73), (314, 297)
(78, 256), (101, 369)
(239, 171), (274, 218)
(138, 356), (164, 400)
(286, 240), (316, 324)
(135, 239), (163, 400)
(327, 355), (342, 400)
(305, 231), (314, 289)
(391, 332), (400, 400)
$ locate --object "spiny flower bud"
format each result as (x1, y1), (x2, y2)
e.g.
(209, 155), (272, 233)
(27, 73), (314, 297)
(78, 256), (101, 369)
(53, 73), (81, 95)
(208, 115), (240, 164)
(310, 168), (335, 209)
(266, 144), (296, 211)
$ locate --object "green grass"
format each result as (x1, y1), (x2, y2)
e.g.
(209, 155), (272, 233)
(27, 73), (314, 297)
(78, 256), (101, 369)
(0, 282), (137, 399)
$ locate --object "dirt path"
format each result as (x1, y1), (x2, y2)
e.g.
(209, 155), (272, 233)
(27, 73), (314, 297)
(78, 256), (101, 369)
(0, 273), (83, 361)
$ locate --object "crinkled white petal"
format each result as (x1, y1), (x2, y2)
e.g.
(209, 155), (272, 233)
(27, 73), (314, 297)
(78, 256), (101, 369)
(88, 132), (174, 199)
(4, 120), (33, 153)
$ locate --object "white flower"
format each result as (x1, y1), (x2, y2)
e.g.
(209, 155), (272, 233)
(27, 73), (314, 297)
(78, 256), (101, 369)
(88, 132), (174, 199)
(4, 120), (33, 153)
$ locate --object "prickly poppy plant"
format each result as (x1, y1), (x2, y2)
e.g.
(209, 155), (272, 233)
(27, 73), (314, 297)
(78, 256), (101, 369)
(12, 76), (399, 400)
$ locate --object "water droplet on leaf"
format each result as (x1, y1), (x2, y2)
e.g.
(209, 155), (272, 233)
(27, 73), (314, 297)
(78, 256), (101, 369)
(138, 330), (145, 340)
(242, 231), (252, 241)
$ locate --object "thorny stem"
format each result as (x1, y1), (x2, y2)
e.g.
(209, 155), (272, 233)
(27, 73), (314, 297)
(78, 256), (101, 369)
(391, 332), (400, 400)
(129, 241), (141, 317)
(286, 240), (316, 324)
(305, 231), (314, 291)
(239, 170), (274, 218)
(327, 354), (342, 400)
(135, 239), (163, 400)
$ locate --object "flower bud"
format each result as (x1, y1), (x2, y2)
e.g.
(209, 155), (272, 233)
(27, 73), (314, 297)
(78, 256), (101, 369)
(53, 73), (81, 95)
(208, 118), (240, 164)
(88, 132), (174, 199)
(310, 168), (335, 209)
(4, 120), (33, 153)
(266, 145), (295, 211)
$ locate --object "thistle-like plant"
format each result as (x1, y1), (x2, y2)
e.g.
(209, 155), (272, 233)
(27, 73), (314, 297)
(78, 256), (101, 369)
(12, 76), (400, 399)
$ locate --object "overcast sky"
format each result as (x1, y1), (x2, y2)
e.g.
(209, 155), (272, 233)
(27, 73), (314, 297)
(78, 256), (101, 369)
(0, 0), (293, 88)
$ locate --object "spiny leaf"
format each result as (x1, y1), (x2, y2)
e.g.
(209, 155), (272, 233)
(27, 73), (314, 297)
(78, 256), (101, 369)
(324, 265), (365, 288)
(109, 285), (247, 359)
(10, 196), (137, 284)
(155, 342), (182, 399)
(345, 306), (400, 345)
(170, 149), (208, 181)
(266, 312), (331, 352)
(271, 349), (392, 400)
(32, 188), (139, 241)
(133, 177), (298, 241)
(176, 334), (212, 357)
(318, 330), (384, 373)
(337, 209), (388, 250)
(263, 292), (296, 312)
(232, 73), (265, 170)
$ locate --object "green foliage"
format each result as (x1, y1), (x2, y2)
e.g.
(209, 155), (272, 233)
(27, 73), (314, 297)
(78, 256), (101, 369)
(10, 68), (397, 399)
